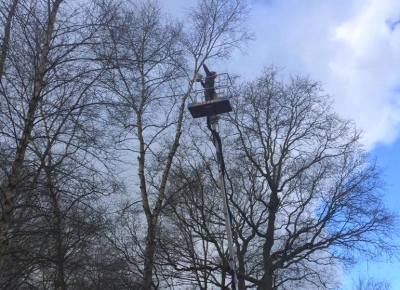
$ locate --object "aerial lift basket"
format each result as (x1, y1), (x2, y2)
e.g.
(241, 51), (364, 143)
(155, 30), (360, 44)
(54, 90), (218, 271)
(188, 73), (233, 118)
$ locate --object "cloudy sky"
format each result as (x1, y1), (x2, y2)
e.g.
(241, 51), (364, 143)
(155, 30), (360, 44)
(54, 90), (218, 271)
(235, 0), (400, 149)
(164, 0), (400, 287)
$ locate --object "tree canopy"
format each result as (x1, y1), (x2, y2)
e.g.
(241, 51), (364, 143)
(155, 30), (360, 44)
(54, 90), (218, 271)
(0, 0), (398, 289)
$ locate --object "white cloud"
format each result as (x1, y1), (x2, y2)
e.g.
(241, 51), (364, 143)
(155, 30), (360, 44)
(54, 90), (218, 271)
(163, 0), (400, 149)
(327, 0), (400, 148)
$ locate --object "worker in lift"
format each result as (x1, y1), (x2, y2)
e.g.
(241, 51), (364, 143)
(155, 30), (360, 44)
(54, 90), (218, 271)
(197, 63), (218, 101)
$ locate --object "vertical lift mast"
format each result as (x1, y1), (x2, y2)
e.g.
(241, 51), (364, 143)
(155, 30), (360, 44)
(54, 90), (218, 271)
(188, 73), (238, 290)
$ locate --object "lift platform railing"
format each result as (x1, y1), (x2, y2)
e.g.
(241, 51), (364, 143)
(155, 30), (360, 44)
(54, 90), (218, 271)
(191, 72), (231, 103)
(188, 73), (233, 118)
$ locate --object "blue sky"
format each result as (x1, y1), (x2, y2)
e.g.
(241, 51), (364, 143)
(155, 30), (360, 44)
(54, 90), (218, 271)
(164, 0), (400, 287)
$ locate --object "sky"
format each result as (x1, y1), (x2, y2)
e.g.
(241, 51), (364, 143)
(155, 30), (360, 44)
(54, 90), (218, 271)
(163, 0), (400, 288)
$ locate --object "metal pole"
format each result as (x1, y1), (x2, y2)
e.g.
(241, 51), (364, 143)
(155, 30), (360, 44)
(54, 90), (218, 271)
(209, 115), (238, 290)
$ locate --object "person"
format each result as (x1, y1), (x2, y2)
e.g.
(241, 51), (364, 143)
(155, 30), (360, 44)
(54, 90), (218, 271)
(197, 63), (217, 101)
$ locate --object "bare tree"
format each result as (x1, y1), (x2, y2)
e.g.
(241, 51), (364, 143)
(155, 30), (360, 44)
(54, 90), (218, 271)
(0, 0), (121, 286)
(99, 0), (251, 288)
(0, 0), (64, 271)
(224, 67), (399, 289)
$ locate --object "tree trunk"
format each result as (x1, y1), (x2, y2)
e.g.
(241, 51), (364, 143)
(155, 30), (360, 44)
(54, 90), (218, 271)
(237, 246), (247, 290)
(0, 0), (19, 79)
(46, 157), (66, 290)
(142, 216), (157, 290)
(258, 188), (279, 290)
(138, 81), (185, 288)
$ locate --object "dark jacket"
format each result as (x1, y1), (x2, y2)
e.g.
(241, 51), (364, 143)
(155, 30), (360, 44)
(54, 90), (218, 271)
(201, 64), (216, 101)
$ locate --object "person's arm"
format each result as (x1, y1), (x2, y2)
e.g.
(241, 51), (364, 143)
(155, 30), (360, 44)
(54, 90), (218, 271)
(203, 63), (211, 76)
